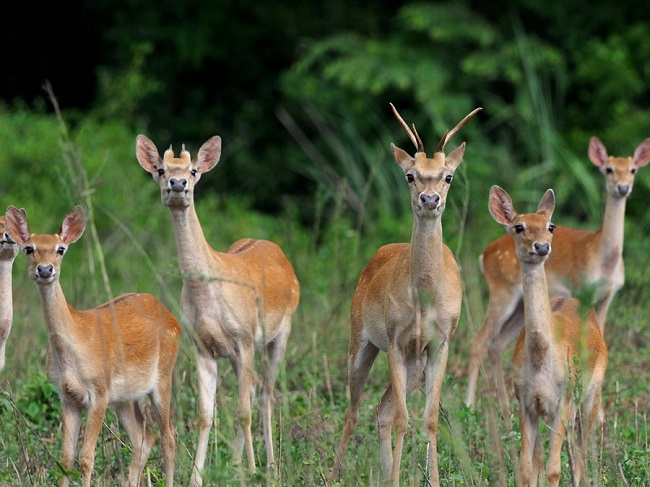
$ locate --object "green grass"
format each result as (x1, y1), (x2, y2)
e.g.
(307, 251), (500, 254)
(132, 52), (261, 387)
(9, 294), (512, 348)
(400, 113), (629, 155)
(1, 104), (649, 486)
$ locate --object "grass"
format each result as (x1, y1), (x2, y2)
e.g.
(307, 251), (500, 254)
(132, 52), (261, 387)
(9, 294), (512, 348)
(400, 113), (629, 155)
(1, 103), (649, 486)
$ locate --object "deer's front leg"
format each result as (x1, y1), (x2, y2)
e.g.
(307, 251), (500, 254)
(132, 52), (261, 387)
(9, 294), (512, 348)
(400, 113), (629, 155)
(424, 338), (450, 487)
(546, 398), (570, 487)
(190, 350), (218, 487)
(517, 405), (539, 487)
(385, 341), (408, 484)
(78, 396), (108, 487)
(59, 399), (82, 487)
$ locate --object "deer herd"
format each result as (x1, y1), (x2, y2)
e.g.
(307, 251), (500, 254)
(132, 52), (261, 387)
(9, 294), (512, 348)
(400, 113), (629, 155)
(1, 104), (648, 487)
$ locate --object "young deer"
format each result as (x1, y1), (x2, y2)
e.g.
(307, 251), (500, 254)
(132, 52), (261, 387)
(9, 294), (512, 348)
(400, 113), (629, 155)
(332, 104), (481, 486)
(136, 134), (300, 485)
(0, 213), (22, 373)
(5, 205), (180, 487)
(487, 186), (607, 486)
(466, 137), (650, 409)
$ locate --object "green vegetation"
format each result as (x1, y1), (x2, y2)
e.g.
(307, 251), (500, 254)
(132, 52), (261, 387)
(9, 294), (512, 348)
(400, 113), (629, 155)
(1, 1), (650, 485)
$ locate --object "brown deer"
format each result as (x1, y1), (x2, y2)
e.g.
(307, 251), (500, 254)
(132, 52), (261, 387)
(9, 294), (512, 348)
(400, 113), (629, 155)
(135, 134), (300, 485)
(466, 137), (650, 409)
(0, 213), (22, 373)
(487, 186), (607, 486)
(331, 104), (481, 485)
(4, 205), (180, 487)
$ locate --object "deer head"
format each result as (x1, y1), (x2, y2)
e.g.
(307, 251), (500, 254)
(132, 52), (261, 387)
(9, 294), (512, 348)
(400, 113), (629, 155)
(390, 104), (481, 219)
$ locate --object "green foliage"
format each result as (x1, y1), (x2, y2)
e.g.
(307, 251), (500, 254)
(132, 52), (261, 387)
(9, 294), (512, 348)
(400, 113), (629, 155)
(14, 373), (60, 429)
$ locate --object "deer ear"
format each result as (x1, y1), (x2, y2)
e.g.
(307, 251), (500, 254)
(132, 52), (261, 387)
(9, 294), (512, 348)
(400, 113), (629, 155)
(4, 206), (31, 245)
(194, 136), (222, 174)
(588, 137), (608, 168)
(537, 188), (555, 218)
(58, 206), (86, 245)
(136, 134), (163, 174)
(632, 138), (650, 168)
(488, 185), (517, 225)
(445, 142), (466, 170)
(392, 144), (414, 171)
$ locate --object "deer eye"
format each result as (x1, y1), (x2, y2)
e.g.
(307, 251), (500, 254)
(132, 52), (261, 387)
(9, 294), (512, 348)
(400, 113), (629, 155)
(631, 168), (637, 174)
(606, 167), (613, 174)
(548, 224), (555, 233)
(514, 224), (524, 233)
(24, 246), (34, 255)
(445, 175), (453, 184)
(157, 168), (165, 176)
(405, 174), (415, 183)
(57, 247), (66, 256)
(191, 169), (198, 177)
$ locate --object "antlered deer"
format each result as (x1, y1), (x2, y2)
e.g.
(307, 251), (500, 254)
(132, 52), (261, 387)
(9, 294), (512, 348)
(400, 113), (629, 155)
(5, 205), (180, 487)
(332, 104), (481, 486)
(0, 213), (22, 373)
(136, 134), (300, 485)
(466, 137), (650, 409)
(486, 186), (607, 486)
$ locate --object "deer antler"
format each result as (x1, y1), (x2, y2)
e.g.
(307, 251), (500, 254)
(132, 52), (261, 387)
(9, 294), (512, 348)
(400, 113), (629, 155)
(436, 107), (482, 152)
(390, 103), (424, 153)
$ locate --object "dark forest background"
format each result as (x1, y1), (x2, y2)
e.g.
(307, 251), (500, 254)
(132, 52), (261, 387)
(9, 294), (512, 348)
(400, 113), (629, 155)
(4, 0), (650, 219)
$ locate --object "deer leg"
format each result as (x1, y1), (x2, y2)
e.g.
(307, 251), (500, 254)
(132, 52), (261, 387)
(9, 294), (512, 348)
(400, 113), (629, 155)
(375, 353), (426, 484)
(232, 345), (256, 472)
(386, 342), (409, 485)
(331, 337), (379, 479)
(260, 324), (290, 473)
(517, 405), (539, 487)
(190, 351), (218, 487)
(116, 401), (155, 487)
(546, 399), (570, 487)
(467, 289), (521, 408)
(78, 396), (108, 487)
(466, 315), (494, 408)
(424, 339), (450, 487)
(488, 299), (524, 415)
(59, 399), (82, 487)
(150, 375), (177, 486)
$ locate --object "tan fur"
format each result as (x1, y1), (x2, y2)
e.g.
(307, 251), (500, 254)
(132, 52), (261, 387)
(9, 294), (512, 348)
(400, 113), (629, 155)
(466, 137), (650, 409)
(332, 105), (480, 486)
(488, 186), (607, 487)
(4, 206), (180, 487)
(0, 215), (20, 373)
(136, 134), (300, 485)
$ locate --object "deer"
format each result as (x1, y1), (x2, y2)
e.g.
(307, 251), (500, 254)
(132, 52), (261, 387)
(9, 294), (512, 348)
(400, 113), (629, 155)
(331, 104), (481, 486)
(466, 136), (650, 409)
(487, 186), (607, 486)
(0, 213), (22, 373)
(135, 134), (300, 485)
(4, 205), (180, 487)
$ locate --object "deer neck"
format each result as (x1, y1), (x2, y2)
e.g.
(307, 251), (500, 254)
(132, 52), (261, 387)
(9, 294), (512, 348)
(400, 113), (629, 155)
(409, 217), (444, 291)
(169, 204), (219, 278)
(521, 262), (555, 360)
(37, 282), (77, 356)
(599, 193), (626, 263)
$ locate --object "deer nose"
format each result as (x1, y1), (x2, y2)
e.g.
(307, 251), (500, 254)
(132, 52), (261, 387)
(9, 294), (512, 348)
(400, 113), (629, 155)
(419, 193), (441, 210)
(169, 178), (188, 192)
(37, 264), (54, 278)
(617, 183), (630, 196)
(534, 242), (550, 256)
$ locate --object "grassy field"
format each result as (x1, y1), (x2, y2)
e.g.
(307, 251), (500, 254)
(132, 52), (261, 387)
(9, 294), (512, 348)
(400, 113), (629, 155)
(1, 109), (649, 486)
